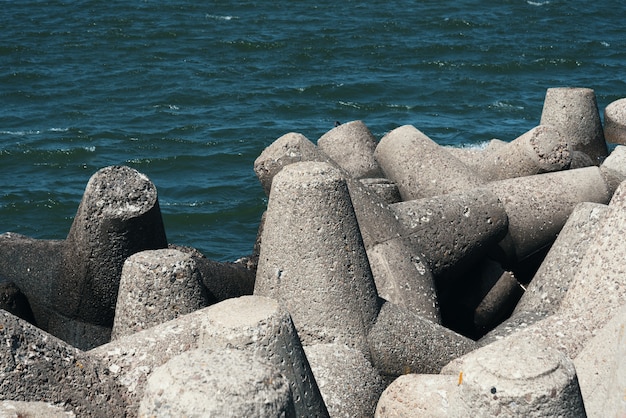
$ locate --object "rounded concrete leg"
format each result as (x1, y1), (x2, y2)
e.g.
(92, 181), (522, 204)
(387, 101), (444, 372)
(540, 87), (608, 164)
(57, 165), (168, 348)
(444, 337), (587, 417)
(375, 374), (457, 418)
(304, 343), (385, 418)
(111, 248), (209, 339)
(317, 120), (383, 179)
(254, 161), (379, 355)
(138, 348), (296, 418)
(374, 125), (484, 200)
(604, 98), (626, 145)
(199, 295), (329, 417)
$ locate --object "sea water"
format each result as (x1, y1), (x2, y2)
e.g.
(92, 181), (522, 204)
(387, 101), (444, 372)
(1, 0), (624, 261)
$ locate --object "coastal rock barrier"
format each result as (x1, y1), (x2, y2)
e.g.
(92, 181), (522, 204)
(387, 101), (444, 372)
(0, 86), (625, 416)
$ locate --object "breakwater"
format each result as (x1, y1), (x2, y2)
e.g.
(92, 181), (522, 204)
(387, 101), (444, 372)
(0, 87), (625, 416)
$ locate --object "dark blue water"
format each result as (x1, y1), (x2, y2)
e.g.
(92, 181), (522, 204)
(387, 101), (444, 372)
(1, 0), (625, 261)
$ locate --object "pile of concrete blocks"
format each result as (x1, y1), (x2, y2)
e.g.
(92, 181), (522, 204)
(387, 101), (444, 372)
(1, 87), (626, 416)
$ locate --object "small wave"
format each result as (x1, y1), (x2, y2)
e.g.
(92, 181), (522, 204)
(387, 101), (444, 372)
(49, 127), (69, 132)
(527, 0), (550, 5)
(1, 129), (41, 136)
(489, 101), (524, 110)
(338, 101), (361, 109)
(205, 14), (237, 21)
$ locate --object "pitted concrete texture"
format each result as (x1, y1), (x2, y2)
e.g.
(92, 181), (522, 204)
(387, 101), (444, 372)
(0, 310), (127, 417)
(253, 132), (330, 195)
(254, 162), (379, 355)
(304, 343), (385, 418)
(0, 401), (76, 417)
(442, 337), (586, 417)
(198, 296), (329, 417)
(513, 202), (608, 317)
(111, 248), (209, 339)
(317, 120), (383, 179)
(604, 98), (626, 145)
(574, 303), (626, 418)
(487, 166), (610, 264)
(367, 301), (477, 378)
(374, 125), (484, 200)
(375, 374), (456, 418)
(138, 347), (296, 417)
(600, 145), (626, 194)
(540, 87), (608, 164)
(468, 125), (572, 182)
(390, 187), (509, 280)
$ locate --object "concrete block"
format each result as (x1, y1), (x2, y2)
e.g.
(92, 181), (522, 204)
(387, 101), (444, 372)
(111, 248), (209, 339)
(462, 125), (572, 182)
(198, 296), (329, 417)
(574, 303), (626, 418)
(367, 301), (477, 379)
(604, 98), (626, 145)
(375, 374), (456, 418)
(540, 87), (608, 164)
(0, 310), (127, 417)
(359, 177), (401, 204)
(304, 343), (385, 418)
(487, 166), (610, 264)
(254, 162), (380, 355)
(513, 201), (608, 317)
(442, 336), (586, 417)
(138, 347), (296, 417)
(374, 125), (484, 200)
(253, 132), (329, 195)
(600, 145), (626, 194)
(390, 187), (509, 281)
(0, 401), (76, 417)
(317, 120), (383, 179)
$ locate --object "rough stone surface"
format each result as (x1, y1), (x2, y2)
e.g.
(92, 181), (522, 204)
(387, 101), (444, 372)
(540, 86), (608, 164)
(0, 310), (127, 417)
(317, 120), (383, 179)
(600, 145), (626, 194)
(198, 296), (329, 417)
(487, 166), (610, 264)
(304, 343), (385, 418)
(112, 248), (209, 339)
(375, 374), (456, 418)
(374, 125), (484, 200)
(0, 401), (76, 417)
(138, 347), (296, 417)
(604, 98), (626, 145)
(367, 301), (477, 379)
(254, 162), (380, 355)
(442, 336), (586, 417)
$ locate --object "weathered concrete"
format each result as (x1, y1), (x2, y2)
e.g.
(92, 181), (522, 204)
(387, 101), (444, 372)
(604, 98), (626, 145)
(441, 336), (586, 417)
(513, 202), (608, 317)
(367, 301), (477, 380)
(540, 87), (608, 164)
(487, 166), (610, 265)
(111, 248), (209, 339)
(458, 125), (572, 182)
(390, 187), (509, 281)
(0, 310), (127, 417)
(574, 302), (626, 418)
(600, 145), (626, 194)
(0, 401), (76, 417)
(139, 347), (296, 417)
(253, 132), (440, 322)
(91, 296), (329, 417)
(359, 177), (401, 204)
(0, 166), (169, 349)
(254, 162), (380, 355)
(197, 296), (329, 417)
(254, 132), (330, 195)
(375, 374), (456, 418)
(304, 343), (385, 418)
(317, 120), (383, 179)
(374, 125), (484, 199)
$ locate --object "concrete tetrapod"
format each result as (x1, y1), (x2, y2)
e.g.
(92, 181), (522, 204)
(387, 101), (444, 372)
(138, 348), (296, 417)
(254, 161), (380, 356)
(111, 248), (210, 339)
(374, 125), (484, 200)
(540, 87), (608, 164)
(604, 98), (626, 145)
